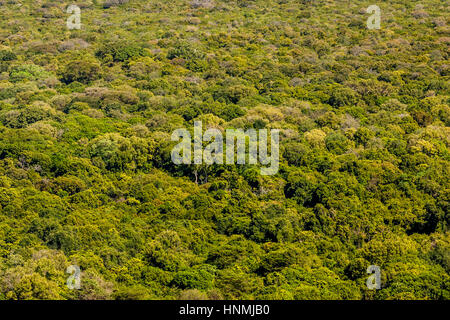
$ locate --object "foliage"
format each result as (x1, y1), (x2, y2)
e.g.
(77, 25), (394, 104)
(0, 0), (448, 300)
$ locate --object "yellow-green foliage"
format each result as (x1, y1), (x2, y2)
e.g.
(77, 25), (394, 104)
(0, 0), (448, 300)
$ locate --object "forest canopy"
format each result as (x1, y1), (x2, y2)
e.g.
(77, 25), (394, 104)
(0, 0), (448, 300)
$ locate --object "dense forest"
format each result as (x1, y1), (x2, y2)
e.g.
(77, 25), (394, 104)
(0, 0), (448, 300)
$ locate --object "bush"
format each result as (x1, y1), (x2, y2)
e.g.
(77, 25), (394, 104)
(167, 41), (208, 72)
(103, 0), (129, 9)
(325, 132), (350, 155)
(96, 41), (146, 62)
(1, 104), (56, 128)
(9, 64), (51, 83)
(172, 267), (215, 290)
(61, 60), (101, 84)
(0, 50), (16, 61)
